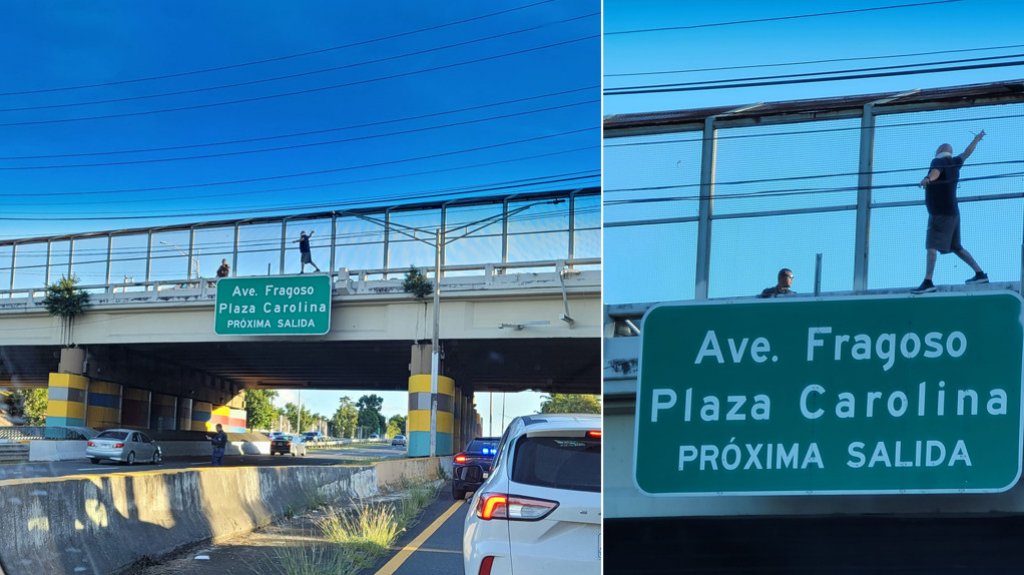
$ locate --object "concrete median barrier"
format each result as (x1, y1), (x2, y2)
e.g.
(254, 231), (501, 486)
(0, 456), (450, 574)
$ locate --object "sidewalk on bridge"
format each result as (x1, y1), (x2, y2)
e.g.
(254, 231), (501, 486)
(131, 480), (447, 575)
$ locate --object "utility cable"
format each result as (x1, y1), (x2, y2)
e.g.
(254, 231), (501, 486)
(605, 59), (1024, 95)
(605, 1), (961, 35)
(0, 99), (598, 170)
(0, 35), (598, 127)
(0, 127), (598, 197)
(0, 86), (596, 160)
(606, 43), (1024, 78)
(607, 52), (1024, 93)
(0, 12), (598, 114)
(0, 0), (557, 96)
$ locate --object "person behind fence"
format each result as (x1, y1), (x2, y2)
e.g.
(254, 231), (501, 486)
(216, 258), (230, 278)
(293, 230), (321, 274)
(206, 423), (228, 466)
(911, 130), (988, 294)
(760, 268), (796, 298)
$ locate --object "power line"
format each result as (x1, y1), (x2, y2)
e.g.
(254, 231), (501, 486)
(0, 35), (598, 127)
(604, 111), (1024, 149)
(606, 52), (1024, 93)
(0, 12), (598, 114)
(605, 43), (1024, 78)
(604, 159), (1024, 195)
(0, 0), (557, 97)
(604, 59), (1024, 95)
(0, 86), (595, 161)
(0, 170), (600, 220)
(0, 127), (597, 198)
(0, 99), (597, 171)
(604, 1), (962, 35)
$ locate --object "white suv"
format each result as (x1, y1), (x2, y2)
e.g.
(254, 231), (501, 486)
(463, 414), (601, 575)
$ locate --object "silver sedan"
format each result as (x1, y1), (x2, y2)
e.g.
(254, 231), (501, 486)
(86, 429), (162, 465)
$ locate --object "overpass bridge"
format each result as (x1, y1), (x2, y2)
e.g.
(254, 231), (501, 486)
(0, 188), (600, 455)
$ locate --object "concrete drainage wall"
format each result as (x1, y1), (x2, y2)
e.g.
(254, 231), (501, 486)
(29, 440), (272, 462)
(0, 456), (450, 575)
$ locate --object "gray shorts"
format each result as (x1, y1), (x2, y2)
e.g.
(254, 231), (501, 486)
(926, 214), (962, 254)
(301, 251), (313, 264)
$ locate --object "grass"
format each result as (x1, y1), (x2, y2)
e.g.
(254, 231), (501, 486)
(257, 544), (359, 575)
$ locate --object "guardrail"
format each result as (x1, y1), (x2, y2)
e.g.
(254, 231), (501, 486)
(0, 257), (600, 304)
(0, 426), (96, 442)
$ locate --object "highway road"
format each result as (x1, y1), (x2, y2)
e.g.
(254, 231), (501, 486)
(374, 495), (469, 575)
(0, 443), (406, 481)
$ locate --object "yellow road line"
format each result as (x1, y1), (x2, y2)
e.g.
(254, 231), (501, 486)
(374, 500), (464, 575)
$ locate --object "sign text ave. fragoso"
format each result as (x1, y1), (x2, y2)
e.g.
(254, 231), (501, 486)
(215, 275), (332, 336)
(635, 293), (1024, 496)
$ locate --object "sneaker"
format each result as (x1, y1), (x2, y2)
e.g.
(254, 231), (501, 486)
(965, 272), (989, 284)
(911, 279), (936, 294)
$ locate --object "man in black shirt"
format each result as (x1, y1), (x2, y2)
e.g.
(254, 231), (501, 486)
(911, 130), (987, 294)
(207, 423), (228, 466)
(760, 268), (796, 298)
(293, 230), (321, 274)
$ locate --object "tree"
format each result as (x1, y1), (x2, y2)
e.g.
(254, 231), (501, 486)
(540, 393), (601, 414)
(402, 266), (433, 298)
(244, 389), (278, 431)
(388, 414), (407, 434)
(42, 276), (90, 347)
(357, 394), (386, 436)
(332, 396), (359, 438)
(21, 389), (48, 425)
(283, 402), (315, 432)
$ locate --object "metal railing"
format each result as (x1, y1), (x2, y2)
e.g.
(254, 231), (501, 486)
(0, 188), (601, 299)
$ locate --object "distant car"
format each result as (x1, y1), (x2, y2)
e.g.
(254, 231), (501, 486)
(86, 429), (162, 465)
(270, 435), (307, 457)
(302, 431), (324, 443)
(451, 437), (500, 500)
(368, 433), (380, 440)
(463, 414), (601, 575)
(391, 434), (407, 447)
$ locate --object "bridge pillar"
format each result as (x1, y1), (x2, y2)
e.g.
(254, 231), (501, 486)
(177, 398), (193, 431)
(121, 388), (152, 428)
(191, 401), (212, 431)
(453, 386), (462, 452)
(151, 393), (178, 431)
(408, 374), (454, 457)
(45, 373), (88, 427)
(85, 380), (122, 429)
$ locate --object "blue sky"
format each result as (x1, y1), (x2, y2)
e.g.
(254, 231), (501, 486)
(604, 0), (1024, 304)
(0, 1), (600, 429)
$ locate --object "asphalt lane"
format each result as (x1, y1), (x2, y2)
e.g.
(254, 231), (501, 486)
(379, 492), (470, 575)
(0, 443), (406, 481)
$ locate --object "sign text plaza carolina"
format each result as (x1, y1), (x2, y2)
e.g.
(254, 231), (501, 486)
(635, 293), (1024, 495)
(214, 275), (332, 336)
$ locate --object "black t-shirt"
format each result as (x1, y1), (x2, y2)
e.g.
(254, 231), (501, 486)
(299, 236), (311, 253)
(925, 155), (964, 215)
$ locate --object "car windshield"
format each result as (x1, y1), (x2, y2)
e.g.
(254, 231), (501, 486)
(467, 439), (499, 455)
(511, 435), (601, 492)
(96, 431), (129, 440)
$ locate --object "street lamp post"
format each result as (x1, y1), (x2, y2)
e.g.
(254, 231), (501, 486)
(355, 198), (561, 457)
(159, 240), (201, 280)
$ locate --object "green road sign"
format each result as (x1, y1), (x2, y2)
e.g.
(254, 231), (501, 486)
(215, 275), (332, 336)
(635, 292), (1024, 496)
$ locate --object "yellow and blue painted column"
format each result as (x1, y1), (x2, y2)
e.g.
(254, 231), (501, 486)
(85, 380), (121, 429)
(192, 401), (213, 431)
(177, 398), (193, 431)
(46, 373), (88, 427)
(408, 374), (454, 457)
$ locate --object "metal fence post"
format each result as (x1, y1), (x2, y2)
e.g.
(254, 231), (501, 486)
(695, 115), (718, 300)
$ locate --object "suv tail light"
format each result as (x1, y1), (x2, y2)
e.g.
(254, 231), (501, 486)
(114, 443), (125, 448)
(586, 430), (601, 439)
(454, 452), (467, 464)
(479, 556), (495, 575)
(475, 492), (558, 521)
